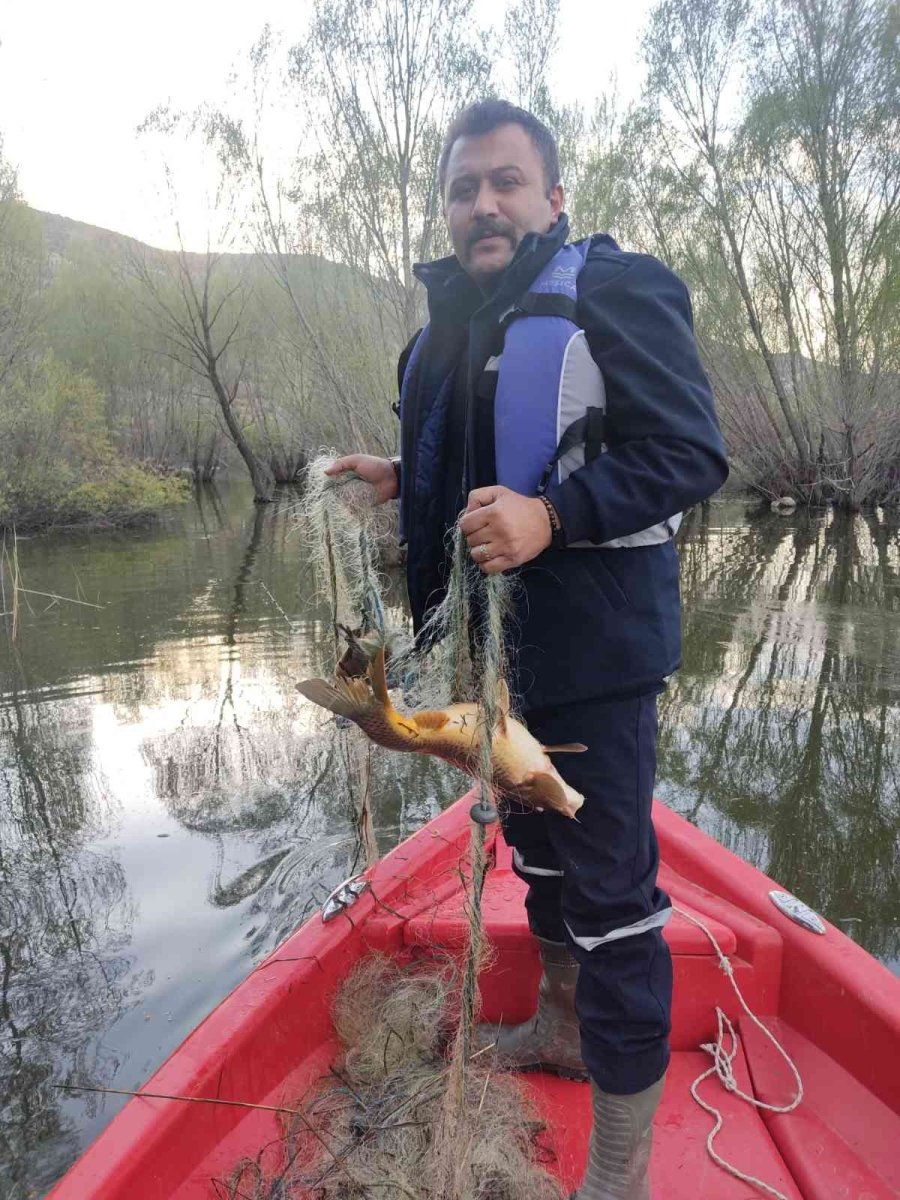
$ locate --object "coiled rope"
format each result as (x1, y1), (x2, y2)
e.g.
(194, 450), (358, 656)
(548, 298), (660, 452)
(672, 903), (803, 1200)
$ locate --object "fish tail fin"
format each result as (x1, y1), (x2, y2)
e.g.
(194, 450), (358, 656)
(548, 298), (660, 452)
(296, 675), (372, 720)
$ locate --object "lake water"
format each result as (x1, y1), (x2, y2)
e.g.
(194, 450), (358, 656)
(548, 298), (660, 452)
(1, 485), (898, 1196)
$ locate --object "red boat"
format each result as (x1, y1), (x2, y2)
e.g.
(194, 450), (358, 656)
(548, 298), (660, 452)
(49, 794), (900, 1200)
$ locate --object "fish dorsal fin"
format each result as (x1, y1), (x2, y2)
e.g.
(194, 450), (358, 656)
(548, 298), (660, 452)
(413, 710), (450, 732)
(369, 647), (391, 707)
(542, 742), (588, 754)
(497, 678), (510, 735)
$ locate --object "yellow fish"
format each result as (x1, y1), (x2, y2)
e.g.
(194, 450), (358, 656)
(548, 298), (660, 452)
(296, 645), (586, 819)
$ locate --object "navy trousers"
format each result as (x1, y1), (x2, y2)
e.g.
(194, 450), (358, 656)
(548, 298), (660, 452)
(503, 689), (673, 1095)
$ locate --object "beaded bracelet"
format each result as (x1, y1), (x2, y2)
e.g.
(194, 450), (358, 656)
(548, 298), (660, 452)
(538, 495), (566, 549)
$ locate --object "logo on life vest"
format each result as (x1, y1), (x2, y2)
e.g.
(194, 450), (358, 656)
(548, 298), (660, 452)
(545, 264), (578, 292)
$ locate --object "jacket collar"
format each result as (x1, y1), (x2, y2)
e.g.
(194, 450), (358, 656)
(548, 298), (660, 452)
(413, 213), (571, 324)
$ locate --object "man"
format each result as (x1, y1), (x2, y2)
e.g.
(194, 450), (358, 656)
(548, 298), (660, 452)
(326, 99), (728, 1199)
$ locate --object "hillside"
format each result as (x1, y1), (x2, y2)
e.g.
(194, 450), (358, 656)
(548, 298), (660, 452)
(37, 210), (151, 260)
(33, 209), (357, 288)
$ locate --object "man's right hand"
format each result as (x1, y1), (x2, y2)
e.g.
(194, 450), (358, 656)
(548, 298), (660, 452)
(324, 454), (399, 505)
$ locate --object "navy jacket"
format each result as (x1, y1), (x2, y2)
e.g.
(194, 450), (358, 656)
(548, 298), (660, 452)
(398, 215), (728, 710)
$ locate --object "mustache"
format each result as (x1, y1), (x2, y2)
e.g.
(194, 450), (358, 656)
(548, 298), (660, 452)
(467, 221), (516, 250)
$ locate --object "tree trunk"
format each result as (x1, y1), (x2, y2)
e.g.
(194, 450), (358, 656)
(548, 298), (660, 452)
(207, 364), (275, 502)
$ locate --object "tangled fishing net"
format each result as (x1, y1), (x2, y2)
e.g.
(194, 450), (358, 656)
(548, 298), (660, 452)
(221, 956), (563, 1200)
(299, 453), (517, 714)
(299, 456), (398, 655)
(216, 455), (558, 1199)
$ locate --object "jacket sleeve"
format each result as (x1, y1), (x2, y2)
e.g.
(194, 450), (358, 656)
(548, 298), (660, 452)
(397, 329), (423, 404)
(394, 328), (424, 491)
(545, 254), (728, 545)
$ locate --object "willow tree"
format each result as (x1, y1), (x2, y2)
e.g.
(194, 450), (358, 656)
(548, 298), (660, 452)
(642, 0), (815, 478)
(0, 144), (42, 388)
(289, 0), (491, 345)
(640, 0), (900, 506)
(742, 0), (900, 507)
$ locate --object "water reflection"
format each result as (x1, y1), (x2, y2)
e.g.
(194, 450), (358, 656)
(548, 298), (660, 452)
(0, 681), (146, 1194)
(0, 487), (898, 1194)
(659, 504), (900, 964)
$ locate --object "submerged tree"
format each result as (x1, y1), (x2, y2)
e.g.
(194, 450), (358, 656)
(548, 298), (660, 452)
(127, 241), (276, 502)
(743, 0), (900, 507)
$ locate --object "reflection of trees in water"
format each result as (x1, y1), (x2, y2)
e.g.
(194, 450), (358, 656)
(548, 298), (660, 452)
(0, 485), (458, 1190)
(143, 700), (461, 961)
(662, 508), (900, 961)
(139, 499), (463, 959)
(139, 503), (368, 952)
(143, 504), (307, 811)
(0, 687), (145, 1195)
(138, 501), (348, 955)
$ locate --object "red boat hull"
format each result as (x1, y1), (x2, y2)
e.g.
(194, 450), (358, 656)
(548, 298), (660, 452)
(49, 796), (900, 1199)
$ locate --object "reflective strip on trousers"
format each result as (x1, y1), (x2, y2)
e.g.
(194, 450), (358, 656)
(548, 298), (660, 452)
(566, 906), (673, 951)
(513, 847), (564, 878)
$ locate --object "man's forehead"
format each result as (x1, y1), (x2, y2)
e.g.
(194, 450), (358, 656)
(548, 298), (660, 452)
(445, 124), (542, 180)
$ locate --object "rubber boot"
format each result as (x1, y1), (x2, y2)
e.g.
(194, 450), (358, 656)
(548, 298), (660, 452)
(571, 1075), (665, 1200)
(476, 936), (587, 1080)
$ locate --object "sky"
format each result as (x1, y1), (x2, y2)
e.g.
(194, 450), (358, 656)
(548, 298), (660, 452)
(0, 0), (655, 251)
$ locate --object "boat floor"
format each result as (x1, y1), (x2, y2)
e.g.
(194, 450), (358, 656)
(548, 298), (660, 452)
(48, 799), (900, 1200)
(182, 1049), (801, 1198)
(162, 830), (896, 1199)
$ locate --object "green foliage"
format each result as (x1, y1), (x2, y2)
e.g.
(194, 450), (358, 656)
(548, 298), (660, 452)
(0, 355), (188, 529)
(2, 0), (898, 513)
(0, 172), (43, 385)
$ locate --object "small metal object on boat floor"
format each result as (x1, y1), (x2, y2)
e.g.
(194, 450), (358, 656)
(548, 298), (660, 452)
(322, 874), (370, 922)
(769, 889), (826, 933)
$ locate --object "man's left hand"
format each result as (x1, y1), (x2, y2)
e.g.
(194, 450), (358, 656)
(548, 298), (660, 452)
(459, 486), (553, 574)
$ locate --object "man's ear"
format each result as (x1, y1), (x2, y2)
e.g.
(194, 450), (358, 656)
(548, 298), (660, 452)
(549, 183), (565, 222)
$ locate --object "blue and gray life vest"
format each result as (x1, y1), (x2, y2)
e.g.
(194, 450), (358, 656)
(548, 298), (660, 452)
(407, 240), (681, 549)
(486, 239), (681, 548)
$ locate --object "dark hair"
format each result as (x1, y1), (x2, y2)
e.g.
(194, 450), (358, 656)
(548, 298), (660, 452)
(438, 99), (561, 198)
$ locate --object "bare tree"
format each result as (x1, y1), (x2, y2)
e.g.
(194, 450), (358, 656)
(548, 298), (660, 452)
(642, 0), (812, 473)
(176, 5), (493, 458)
(128, 242), (276, 501)
(637, 0), (900, 506)
(742, 0), (900, 506)
(289, 0), (491, 343)
(502, 0), (592, 213)
(502, 0), (561, 114)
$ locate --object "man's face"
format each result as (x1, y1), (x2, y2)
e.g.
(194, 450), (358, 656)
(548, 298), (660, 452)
(443, 123), (564, 286)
